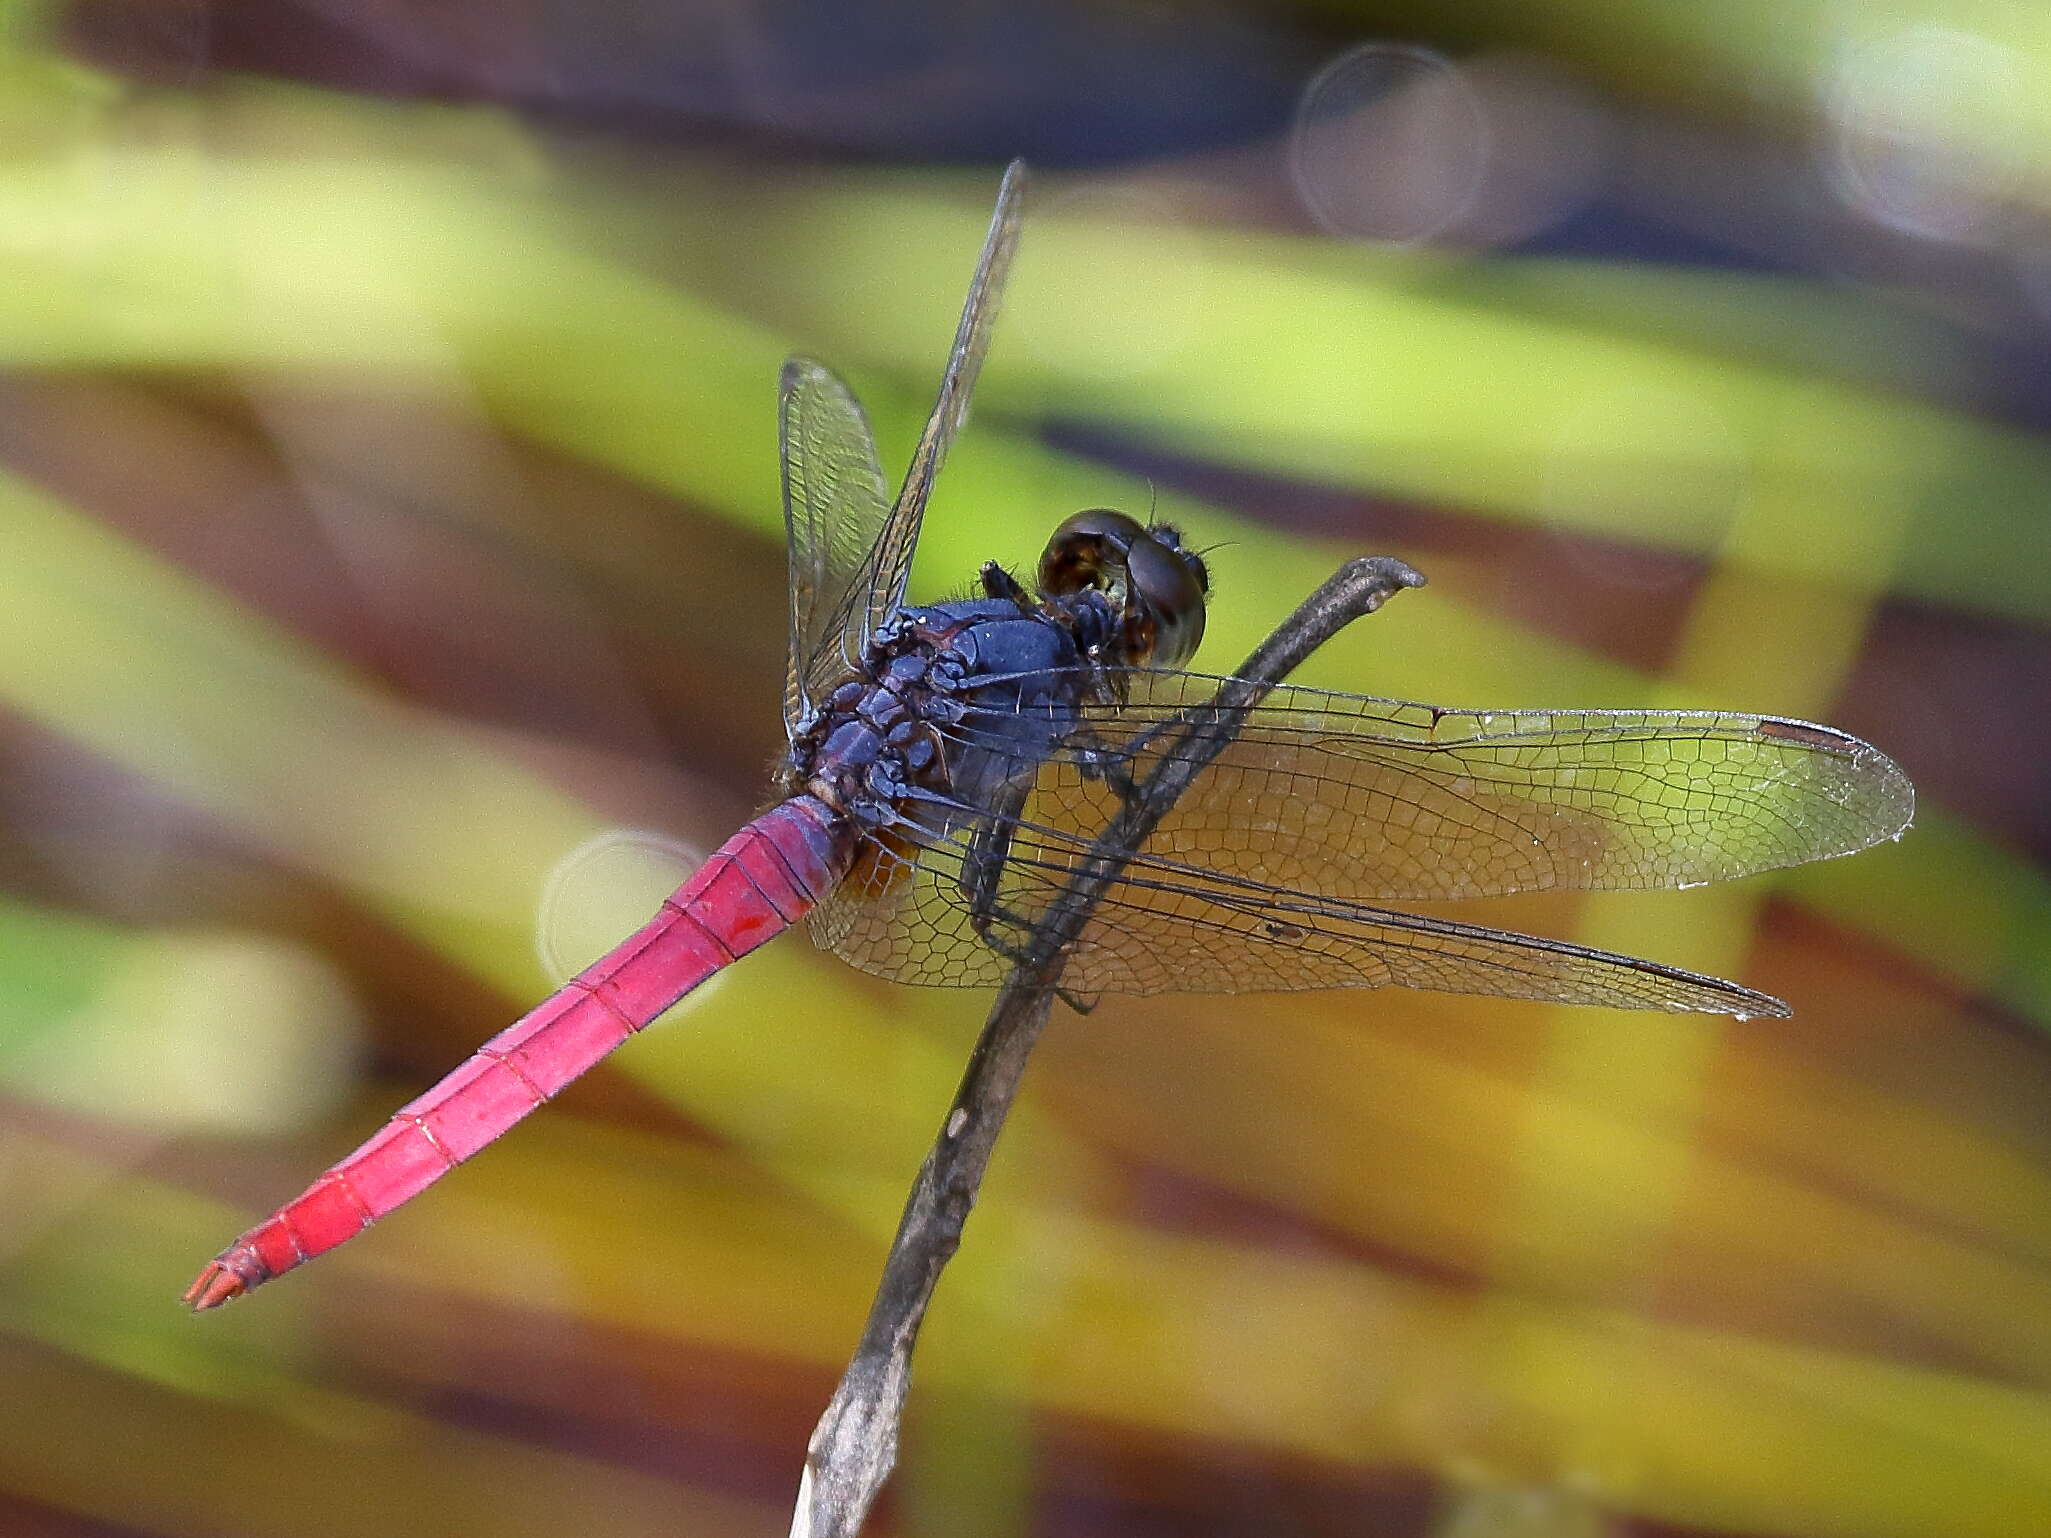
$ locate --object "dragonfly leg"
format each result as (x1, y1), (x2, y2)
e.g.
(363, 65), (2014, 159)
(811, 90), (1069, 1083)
(960, 788), (1029, 948)
(971, 908), (1099, 1015)
(979, 561), (1035, 611)
(959, 788), (1097, 1013)
(1066, 724), (1142, 801)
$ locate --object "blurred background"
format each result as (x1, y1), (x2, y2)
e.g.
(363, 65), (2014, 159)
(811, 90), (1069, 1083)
(2, 1), (2047, 1534)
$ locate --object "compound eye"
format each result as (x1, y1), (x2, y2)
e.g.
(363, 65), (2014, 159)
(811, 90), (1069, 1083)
(1037, 509), (1148, 597)
(1144, 522), (1210, 597)
(1126, 530), (1207, 668)
(1037, 509), (1208, 667)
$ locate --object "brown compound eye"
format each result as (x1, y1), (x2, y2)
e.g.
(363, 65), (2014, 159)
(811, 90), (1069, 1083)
(1038, 509), (1209, 668)
(1036, 509), (1147, 598)
(1125, 521), (1207, 667)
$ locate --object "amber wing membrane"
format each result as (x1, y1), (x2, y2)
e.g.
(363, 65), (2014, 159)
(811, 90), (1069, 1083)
(809, 822), (1792, 1012)
(1014, 672), (1917, 902)
(809, 673), (1912, 1011)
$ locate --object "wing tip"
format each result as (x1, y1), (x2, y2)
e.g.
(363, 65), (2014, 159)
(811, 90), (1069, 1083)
(1725, 715), (1915, 864)
(780, 355), (832, 391)
(1718, 989), (1792, 1022)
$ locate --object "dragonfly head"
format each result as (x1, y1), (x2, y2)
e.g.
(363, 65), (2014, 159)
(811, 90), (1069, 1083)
(1037, 509), (1209, 668)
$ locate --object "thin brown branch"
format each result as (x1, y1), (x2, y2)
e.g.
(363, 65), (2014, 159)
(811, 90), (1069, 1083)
(789, 555), (1427, 1538)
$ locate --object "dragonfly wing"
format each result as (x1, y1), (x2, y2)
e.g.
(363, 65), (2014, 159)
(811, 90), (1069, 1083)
(779, 358), (893, 732)
(856, 160), (1027, 649)
(813, 816), (1788, 1015)
(785, 162), (1028, 725)
(937, 671), (1914, 902)
(809, 826), (1012, 988)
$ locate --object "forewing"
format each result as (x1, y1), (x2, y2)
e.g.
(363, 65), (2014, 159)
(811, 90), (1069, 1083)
(785, 162), (1028, 721)
(859, 159), (1027, 647)
(939, 671), (1914, 902)
(816, 670), (1907, 1002)
(779, 358), (892, 731)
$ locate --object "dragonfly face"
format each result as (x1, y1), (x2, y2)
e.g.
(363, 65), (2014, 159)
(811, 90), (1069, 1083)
(1037, 509), (1209, 670)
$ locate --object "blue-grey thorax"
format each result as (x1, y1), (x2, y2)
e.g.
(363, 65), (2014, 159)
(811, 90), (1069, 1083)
(788, 593), (1113, 833)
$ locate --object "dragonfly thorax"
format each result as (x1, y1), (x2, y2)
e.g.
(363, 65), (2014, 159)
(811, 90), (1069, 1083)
(783, 594), (1114, 834)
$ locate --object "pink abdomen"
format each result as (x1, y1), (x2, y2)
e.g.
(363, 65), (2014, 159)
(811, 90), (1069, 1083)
(185, 795), (852, 1309)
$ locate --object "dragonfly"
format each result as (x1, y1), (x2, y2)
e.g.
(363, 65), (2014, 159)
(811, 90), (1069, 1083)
(186, 161), (1913, 1309)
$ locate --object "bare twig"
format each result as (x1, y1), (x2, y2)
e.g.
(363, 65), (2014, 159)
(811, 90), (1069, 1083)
(790, 556), (1427, 1538)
